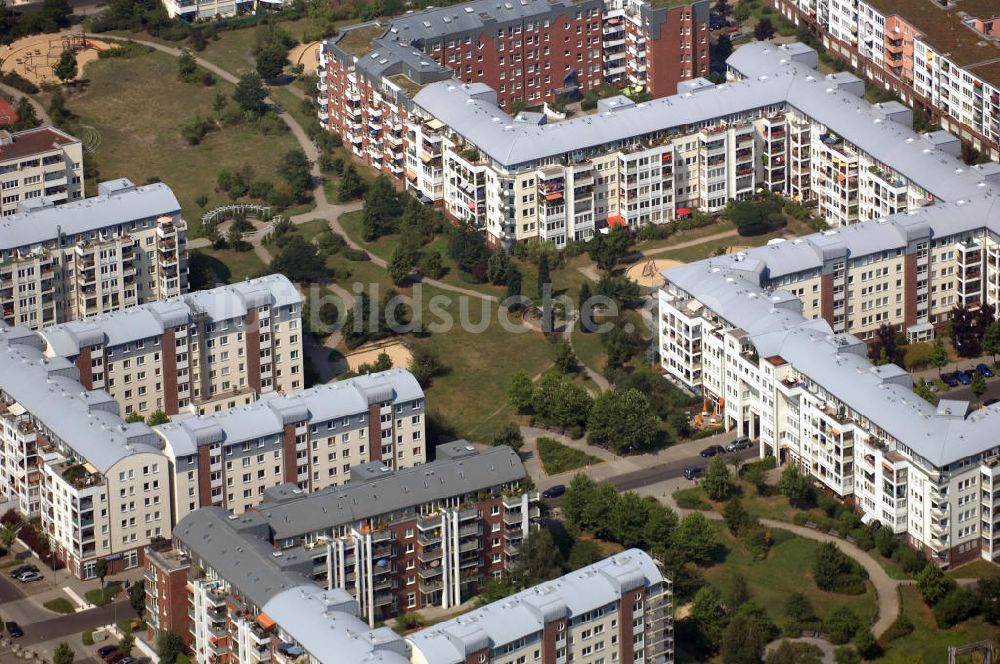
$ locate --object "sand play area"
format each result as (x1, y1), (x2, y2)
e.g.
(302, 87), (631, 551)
(289, 41), (321, 73)
(343, 340), (413, 373)
(0, 33), (112, 87)
(626, 258), (682, 287)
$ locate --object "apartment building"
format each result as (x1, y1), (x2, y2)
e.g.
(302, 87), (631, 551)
(0, 127), (83, 217)
(395, 41), (1000, 247)
(0, 178), (188, 330)
(154, 368), (426, 523)
(658, 228), (1000, 565)
(768, 0), (1000, 161)
(36, 275), (303, 419)
(160, 0), (255, 20)
(0, 322), (172, 580)
(408, 548), (673, 664)
(146, 442), (537, 662)
(318, 0), (708, 177)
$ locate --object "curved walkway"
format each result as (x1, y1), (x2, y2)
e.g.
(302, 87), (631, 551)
(0, 81), (49, 124)
(639, 227), (741, 257)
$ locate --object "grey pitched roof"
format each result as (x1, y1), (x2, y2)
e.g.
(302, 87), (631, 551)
(0, 179), (181, 251)
(257, 443), (525, 541)
(173, 507), (315, 610)
(39, 275), (301, 356)
(412, 42), (999, 204)
(407, 549), (663, 664)
(262, 586), (410, 664)
(156, 369), (423, 457)
(0, 325), (162, 473)
(387, 0), (595, 44)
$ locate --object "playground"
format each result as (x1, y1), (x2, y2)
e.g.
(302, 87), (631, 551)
(625, 258), (682, 288)
(342, 340), (413, 374)
(288, 40), (321, 72)
(0, 33), (110, 87)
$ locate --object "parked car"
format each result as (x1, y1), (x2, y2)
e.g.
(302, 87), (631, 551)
(942, 372), (960, 387)
(726, 437), (753, 452)
(542, 484), (566, 498)
(957, 370), (973, 385)
(977, 363), (994, 378)
(5, 622), (23, 638)
(9, 564), (37, 579)
(107, 653), (129, 664)
(683, 466), (702, 480)
(16, 571), (42, 583)
(117, 658), (139, 664)
(709, 14), (727, 29)
(700, 444), (725, 458)
(97, 646), (119, 658)
(100, 649), (121, 663)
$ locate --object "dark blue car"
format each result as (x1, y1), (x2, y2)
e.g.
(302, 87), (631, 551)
(977, 363), (994, 378)
(958, 371), (973, 385)
(942, 372), (960, 387)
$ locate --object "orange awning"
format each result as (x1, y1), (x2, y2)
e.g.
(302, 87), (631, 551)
(257, 613), (276, 629)
(545, 192), (563, 201)
(608, 214), (626, 228)
(675, 208), (691, 215)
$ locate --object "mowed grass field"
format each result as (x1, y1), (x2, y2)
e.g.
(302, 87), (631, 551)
(71, 50), (300, 235)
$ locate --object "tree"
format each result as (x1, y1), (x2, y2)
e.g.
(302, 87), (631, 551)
(754, 17), (775, 40)
(723, 496), (751, 536)
(561, 473), (596, 528)
(118, 632), (134, 656)
(950, 305), (982, 357)
(824, 606), (861, 645)
(578, 281), (592, 323)
(486, 250), (510, 285)
(720, 602), (778, 664)
(10, 96), (38, 132)
(270, 236), (327, 282)
(690, 585), (728, 651)
(916, 562), (956, 606)
(537, 253), (551, 298)
(388, 247), (415, 285)
(146, 410), (169, 426)
(728, 196), (786, 235)
(566, 539), (601, 570)
(363, 176), (403, 240)
(929, 336), (948, 376)
(506, 265), (523, 306)
(713, 0), (729, 16)
(673, 512), (718, 564)
(95, 558), (109, 589)
(703, 455), (735, 501)
(726, 573), (751, 615)
(587, 226), (631, 271)
(490, 422), (523, 452)
(419, 250), (445, 279)
(177, 49), (198, 82)
(833, 647), (861, 664)
(778, 465), (814, 508)
(767, 641), (823, 664)
(977, 577), (1000, 624)
(128, 581), (145, 616)
(49, 87), (71, 127)
(510, 528), (564, 587)
(553, 340), (577, 374)
(53, 49), (77, 84)
(853, 628), (881, 659)
(53, 642), (74, 664)
(338, 164), (367, 201)
(256, 44), (288, 80)
(0, 523), (17, 548)
(234, 72), (267, 115)
(784, 591), (816, 626)
(587, 389), (662, 454)
(984, 321), (1000, 363)
(813, 542), (867, 595)
(716, 33), (733, 61)
(155, 631), (185, 664)
(278, 149), (312, 202)
(409, 346), (444, 387)
(869, 324), (902, 366)
(972, 371), (987, 400)
(508, 369), (534, 412)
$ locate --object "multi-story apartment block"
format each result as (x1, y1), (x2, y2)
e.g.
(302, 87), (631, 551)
(146, 443), (538, 662)
(657, 195), (1000, 564)
(407, 548), (673, 664)
(768, 0), (1000, 161)
(0, 322), (172, 579)
(318, 0), (709, 178)
(391, 42), (1000, 247)
(154, 368), (426, 523)
(0, 127), (83, 217)
(0, 178), (188, 330)
(160, 0), (254, 20)
(36, 275), (303, 419)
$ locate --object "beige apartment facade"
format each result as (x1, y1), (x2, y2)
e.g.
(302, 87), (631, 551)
(0, 127), (83, 217)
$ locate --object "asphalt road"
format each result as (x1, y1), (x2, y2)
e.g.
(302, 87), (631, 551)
(12, 600), (131, 646)
(607, 447), (759, 492)
(0, 573), (24, 604)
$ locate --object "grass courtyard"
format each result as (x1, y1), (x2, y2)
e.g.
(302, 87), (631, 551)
(535, 437), (602, 475)
(68, 50), (302, 235)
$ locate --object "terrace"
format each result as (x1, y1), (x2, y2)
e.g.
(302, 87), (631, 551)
(335, 25), (387, 58)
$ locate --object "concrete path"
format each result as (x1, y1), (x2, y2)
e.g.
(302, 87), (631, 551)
(638, 227), (741, 257)
(0, 81), (49, 124)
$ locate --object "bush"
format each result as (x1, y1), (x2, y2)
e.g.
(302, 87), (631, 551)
(916, 562), (956, 606)
(396, 612), (424, 630)
(813, 542), (868, 595)
(344, 248), (370, 261)
(933, 588), (981, 628)
(536, 437), (601, 475)
(823, 606), (861, 645)
(674, 487), (711, 510)
(880, 614), (913, 643)
(891, 543), (926, 575)
(0, 71), (39, 94)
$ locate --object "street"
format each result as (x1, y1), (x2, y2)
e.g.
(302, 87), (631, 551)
(608, 446), (758, 491)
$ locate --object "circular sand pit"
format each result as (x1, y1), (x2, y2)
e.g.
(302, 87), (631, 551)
(0, 33), (111, 87)
(626, 258), (682, 287)
(289, 41), (321, 72)
(343, 340), (413, 374)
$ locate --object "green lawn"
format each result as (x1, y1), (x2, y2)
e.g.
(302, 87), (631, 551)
(704, 524), (879, 630)
(84, 582), (122, 607)
(635, 220), (736, 254)
(535, 437), (602, 475)
(877, 585), (999, 662)
(197, 248), (268, 283)
(572, 319), (608, 376)
(43, 597), (76, 614)
(672, 486), (711, 510)
(948, 559), (1000, 580)
(69, 50), (302, 236)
